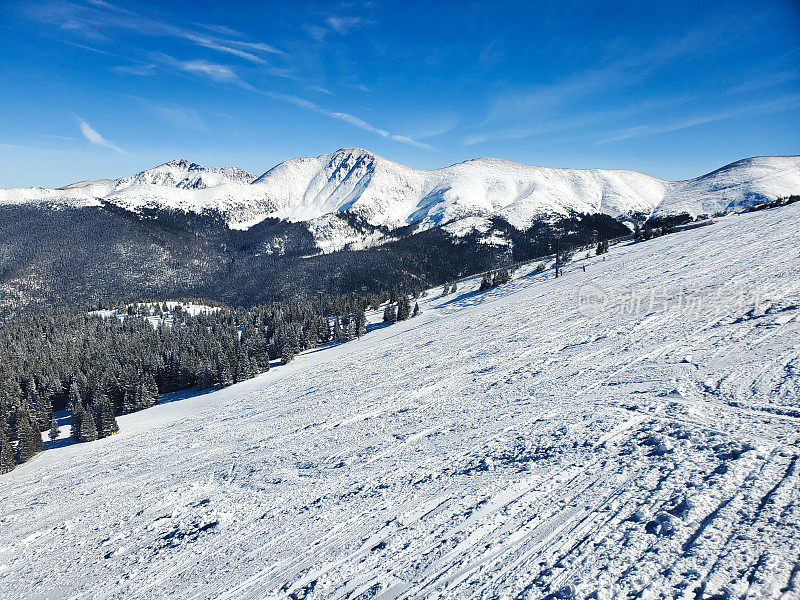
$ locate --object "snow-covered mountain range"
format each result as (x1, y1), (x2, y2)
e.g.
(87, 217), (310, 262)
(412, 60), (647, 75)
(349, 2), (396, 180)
(2, 150), (798, 245)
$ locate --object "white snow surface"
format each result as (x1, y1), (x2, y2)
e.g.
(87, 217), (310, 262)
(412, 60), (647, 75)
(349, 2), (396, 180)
(2, 151), (798, 240)
(2, 204), (800, 599)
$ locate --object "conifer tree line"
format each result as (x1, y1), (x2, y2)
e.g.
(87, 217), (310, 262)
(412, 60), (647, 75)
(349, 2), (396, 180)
(0, 292), (378, 474)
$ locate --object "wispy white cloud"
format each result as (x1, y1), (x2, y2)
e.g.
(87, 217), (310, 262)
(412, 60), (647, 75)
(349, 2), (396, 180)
(84, 0), (131, 13)
(77, 118), (124, 153)
(59, 39), (117, 56)
(304, 13), (374, 41)
(303, 24), (328, 42)
(38, 2), (427, 151)
(193, 23), (244, 38)
(179, 59), (250, 86)
(227, 40), (283, 55)
(261, 91), (431, 149)
(594, 96), (800, 144)
(137, 53), (428, 148)
(155, 54), (254, 89)
(307, 85), (335, 95)
(465, 96), (691, 147)
(389, 135), (431, 150)
(112, 63), (156, 76)
(30, 1), (283, 65)
(478, 40), (503, 68)
(41, 133), (79, 142)
(328, 111), (389, 137)
(327, 16), (373, 35)
(402, 114), (460, 141)
(176, 32), (269, 64)
(484, 65), (635, 124)
(728, 70), (798, 94)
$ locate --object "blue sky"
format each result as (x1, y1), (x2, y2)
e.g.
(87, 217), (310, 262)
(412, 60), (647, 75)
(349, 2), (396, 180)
(1, 0), (798, 187)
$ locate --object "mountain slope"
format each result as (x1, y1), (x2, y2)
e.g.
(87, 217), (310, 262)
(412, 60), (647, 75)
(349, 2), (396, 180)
(2, 152), (798, 235)
(2, 203), (799, 598)
(656, 155), (800, 217)
(248, 149), (668, 229)
(112, 158), (255, 191)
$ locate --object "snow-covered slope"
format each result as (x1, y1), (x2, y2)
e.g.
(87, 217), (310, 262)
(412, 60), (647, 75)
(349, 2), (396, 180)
(655, 155), (800, 217)
(0, 185), (106, 208)
(2, 204), (800, 599)
(246, 149), (669, 230)
(2, 151), (798, 237)
(0, 159), (254, 212)
(113, 158), (255, 191)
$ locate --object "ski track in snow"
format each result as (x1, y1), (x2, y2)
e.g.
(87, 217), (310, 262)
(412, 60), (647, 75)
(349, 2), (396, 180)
(1, 206), (800, 599)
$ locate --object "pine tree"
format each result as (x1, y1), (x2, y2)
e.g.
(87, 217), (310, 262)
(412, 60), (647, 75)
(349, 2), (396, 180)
(218, 356), (233, 387)
(316, 315), (331, 344)
(340, 314), (353, 342)
(383, 303), (397, 323)
(252, 339), (270, 373)
(345, 318), (356, 341)
(281, 326), (299, 364)
(441, 283), (450, 296)
(142, 373), (159, 408)
(69, 384), (84, 443)
(25, 378), (51, 432)
(397, 295), (411, 321)
(35, 389), (52, 431)
(197, 362), (216, 390)
(78, 404), (98, 443)
(235, 350), (252, 383)
(48, 418), (60, 442)
(0, 428), (14, 474)
(412, 302), (420, 317)
(121, 389), (134, 414)
(15, 408), (42, 464)
(333, 316), (343, 343)
(92, 390), (118, 439)
(354, 306), (367, 337)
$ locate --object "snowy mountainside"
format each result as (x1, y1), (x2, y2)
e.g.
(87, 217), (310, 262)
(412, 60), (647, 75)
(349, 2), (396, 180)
(2, 204), (800, 599)
(58, 178), (118, 197)
(306, 212), (399, 253)
(0, 185), (105, 208)
(0, 159), (254, 213)
(655, 155), (800, 217)
(113, 158), (255, 191)
(2, 152), (798, 244)
(104, 148), (670, 230)
(247, 150), (798, 229)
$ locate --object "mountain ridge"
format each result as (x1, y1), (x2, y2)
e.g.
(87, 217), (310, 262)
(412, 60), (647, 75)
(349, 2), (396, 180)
(2, 151), (798, 240)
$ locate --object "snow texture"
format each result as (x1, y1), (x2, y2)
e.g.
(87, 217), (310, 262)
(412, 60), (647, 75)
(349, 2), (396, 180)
(2, 203), (800, 599)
